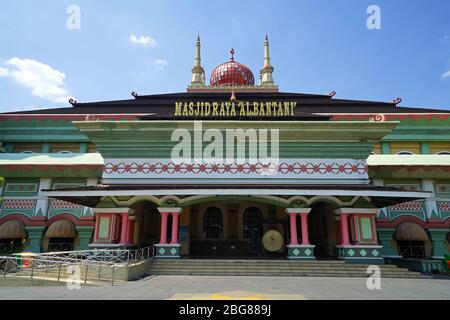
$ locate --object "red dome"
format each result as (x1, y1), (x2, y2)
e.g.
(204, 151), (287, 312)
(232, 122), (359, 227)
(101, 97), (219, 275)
(210, 60), (255, 87)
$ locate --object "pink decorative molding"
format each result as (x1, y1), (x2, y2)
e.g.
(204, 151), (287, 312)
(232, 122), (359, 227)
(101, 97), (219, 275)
(437, 201), (450, 212)
(49, 199), (82, 209)
(388, 201), (424, 211)
(1, 200), (37, 209)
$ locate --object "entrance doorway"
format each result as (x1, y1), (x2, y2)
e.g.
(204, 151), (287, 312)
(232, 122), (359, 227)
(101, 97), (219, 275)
(308, 202), (338, 259)
(132, 201), (160, 247)
(243, 207), (263, 255)
(189, 202), (286, 258)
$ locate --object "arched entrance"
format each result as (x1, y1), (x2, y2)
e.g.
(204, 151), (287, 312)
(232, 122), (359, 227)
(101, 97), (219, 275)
(243, 207), (263, 255)
(394, 222), (430, 259)
(202, 206), (224, 239)
(188, 200), (286, 258)
(45, 219), (76, 252)
(308, 202), (338, 259)
(0, 220), (26, 254)
(131, 201), (160, 247)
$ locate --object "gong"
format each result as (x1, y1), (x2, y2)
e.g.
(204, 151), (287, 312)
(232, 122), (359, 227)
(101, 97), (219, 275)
(262, 229), (284, 252)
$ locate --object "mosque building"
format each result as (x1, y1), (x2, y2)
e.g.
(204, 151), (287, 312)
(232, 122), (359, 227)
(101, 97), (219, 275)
(0, 36), (448, 270)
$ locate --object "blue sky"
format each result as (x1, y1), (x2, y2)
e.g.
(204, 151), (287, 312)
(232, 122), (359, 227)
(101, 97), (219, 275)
(0, 0), (449, 112)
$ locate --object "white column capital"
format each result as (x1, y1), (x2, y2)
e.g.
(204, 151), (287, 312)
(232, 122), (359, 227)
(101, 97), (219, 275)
(157, 207), (183, 214)
(35, 178), (52, 217)
(86, 178), (99, 186)
(421, 180), (436, 193)
(334, 208), (378, 215)
(421, 180), (439, 219)
(372, 179), (384, 187)
(285, 208), (311, 215)
(38, 178), (52, 190)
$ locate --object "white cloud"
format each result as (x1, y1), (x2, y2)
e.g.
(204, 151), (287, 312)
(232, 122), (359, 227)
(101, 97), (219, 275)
(0, 58), (70, 104)
(149, 59), (168, 70)
(129, 34), (157, 47)
(442, 70), (450, 79)
(0, 67), (9, 76)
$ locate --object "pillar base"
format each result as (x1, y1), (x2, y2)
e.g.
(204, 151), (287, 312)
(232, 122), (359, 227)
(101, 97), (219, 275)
(23, 226), (45, 253)
(155, 244), (181, 259)
(75, 226), (94, 251)
(378, 228), (399, 257)
(336, 245), (384, 264)
(287, 244), (316, 260)
(428, 229), (449, 259)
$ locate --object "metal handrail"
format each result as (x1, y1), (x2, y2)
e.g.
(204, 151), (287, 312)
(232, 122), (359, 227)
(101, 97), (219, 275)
(0, 245), (154, 285)
(6, 245), (154, 266)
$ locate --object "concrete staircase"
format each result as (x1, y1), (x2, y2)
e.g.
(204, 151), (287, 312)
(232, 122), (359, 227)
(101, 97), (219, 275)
(148, 259), (425, 278)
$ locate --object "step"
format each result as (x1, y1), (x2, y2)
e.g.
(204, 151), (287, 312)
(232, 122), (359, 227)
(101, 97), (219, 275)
(148, 268), (405, 274)
(148, 266), (420, 273)
(148, 271), (423, 278)
(149, 265), (402, 271)
(152, 260), (346, 264)
(149, 268), (418, 275)
(148, 260), (424, 279)
(150, 261), (399, 268)
(150, 264), (387, 269)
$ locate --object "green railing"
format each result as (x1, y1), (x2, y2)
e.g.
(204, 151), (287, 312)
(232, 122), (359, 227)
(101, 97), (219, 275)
(386, 257), (446, 273)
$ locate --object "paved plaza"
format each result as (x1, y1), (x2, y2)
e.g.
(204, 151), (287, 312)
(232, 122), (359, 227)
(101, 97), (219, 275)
(0, 275), (449, 300)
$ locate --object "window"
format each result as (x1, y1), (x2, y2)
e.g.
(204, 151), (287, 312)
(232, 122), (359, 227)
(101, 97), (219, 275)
(397, 241), (425, 259)
(390, 142), (421, 155)
(47, 237), (74, 252)
(0, 238), (24, 254)
(243, 207), (263, 239)
(50, 143), (80, 153)
(203, 207), (223, 239)
(13, 143), (42, 153)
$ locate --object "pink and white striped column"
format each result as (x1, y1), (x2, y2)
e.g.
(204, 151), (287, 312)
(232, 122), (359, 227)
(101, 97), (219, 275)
(158, 212), (170, 244)
(170, 210), (181, 245)
(155, 207), (183, 259)
(119, 213), (130, 245)
(299, 212), (310, 245)
(285, 208), (315, 260)
(288, 213), (299, 245)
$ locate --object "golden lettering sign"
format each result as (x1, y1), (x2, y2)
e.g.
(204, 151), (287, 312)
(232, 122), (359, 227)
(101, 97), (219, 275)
(174, 101), (297, 117)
